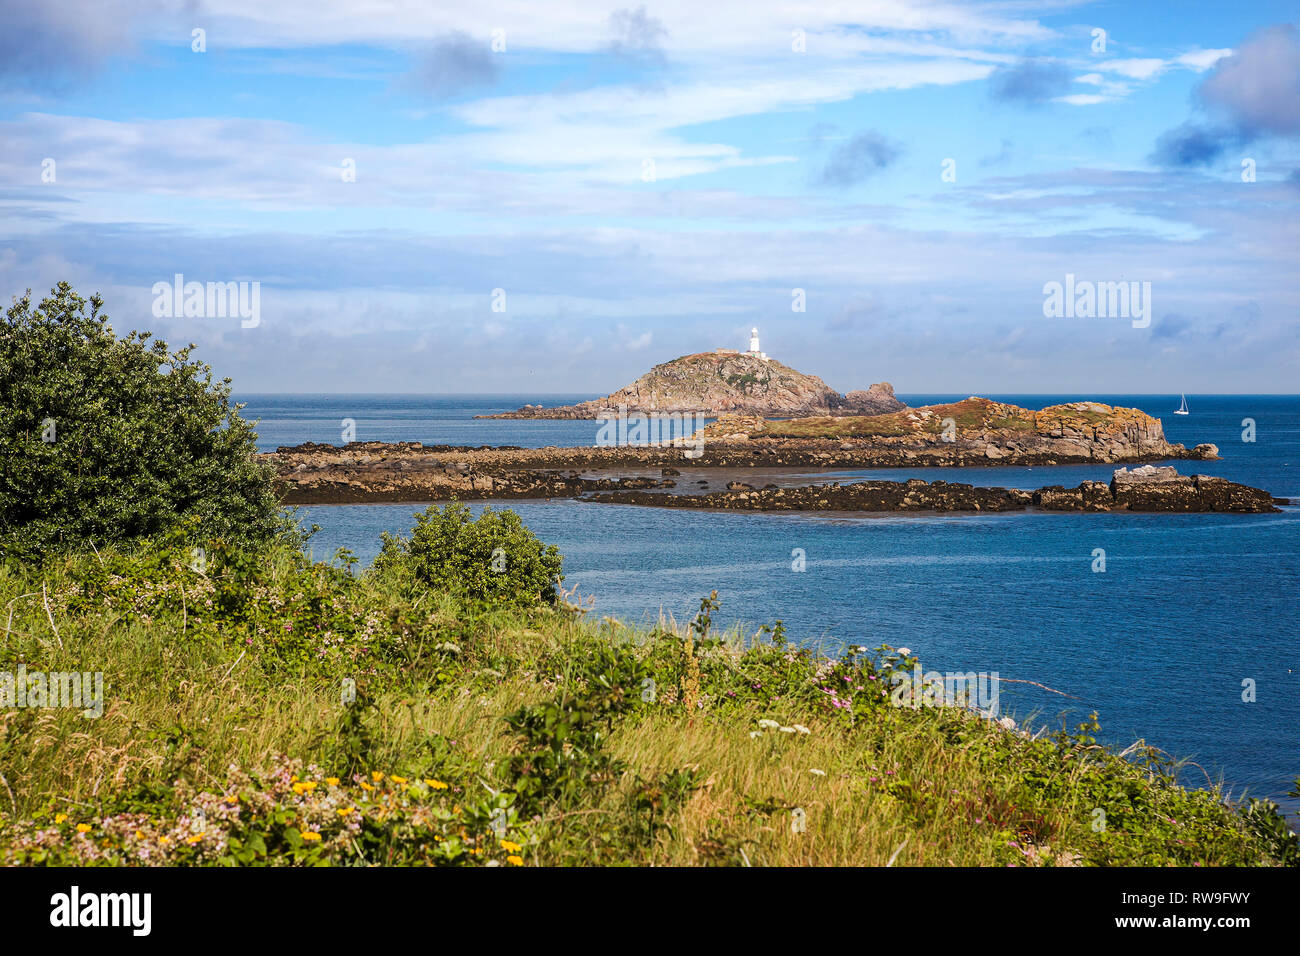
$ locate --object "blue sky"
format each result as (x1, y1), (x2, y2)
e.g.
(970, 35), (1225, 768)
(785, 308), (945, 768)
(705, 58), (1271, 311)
(2, 0), (1298, 394)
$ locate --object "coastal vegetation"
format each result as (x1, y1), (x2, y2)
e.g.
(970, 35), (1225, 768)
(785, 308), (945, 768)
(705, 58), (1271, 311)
(0, 285), (1294, 867)
(0, 284), (285, 561)
(0, 530), (1296, 866)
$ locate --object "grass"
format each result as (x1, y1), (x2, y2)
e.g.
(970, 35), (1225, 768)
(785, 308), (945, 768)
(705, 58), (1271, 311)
(0, 529), (1295, 867)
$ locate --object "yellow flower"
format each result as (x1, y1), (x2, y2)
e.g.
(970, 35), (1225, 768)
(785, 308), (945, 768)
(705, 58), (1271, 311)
(136, 830), (145, 839)
(371, 771), (384, 782)
(326, 777), (340, 786)
(507, 855), (524, 866)
(186, 833), (204, 844)
(225, 794), (239, 804)
(360, 782), (374, 792)
(425, 778), (449, 790)
(290, 774), (299, 783)
(54, 813), (67, 824)
(159, 835), (170, 844)
(292, 783), (305, 795)
(337, 807), (355, 816)
(301, 831), (322, 842)
(390, 775), (407, 785)
(500, 840), (522, 853)
(299, 781), (318, 792)
(75, 823), (91, 833)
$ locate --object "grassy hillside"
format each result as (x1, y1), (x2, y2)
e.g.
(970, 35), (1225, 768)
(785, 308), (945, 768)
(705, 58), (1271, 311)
(1, 512), (1295, 867)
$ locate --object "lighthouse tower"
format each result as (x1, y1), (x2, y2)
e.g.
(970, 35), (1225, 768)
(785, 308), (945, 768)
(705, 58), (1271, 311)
(747, 327), (768, 360)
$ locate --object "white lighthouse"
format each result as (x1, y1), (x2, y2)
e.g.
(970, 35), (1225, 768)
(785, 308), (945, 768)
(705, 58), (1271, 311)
(747, 327), (768, 360)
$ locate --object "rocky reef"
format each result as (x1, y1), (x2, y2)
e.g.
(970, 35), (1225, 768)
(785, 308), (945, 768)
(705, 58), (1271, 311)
(587, 467), (1284, 514)
(479, 350), (905, 419)
(266, 443), (1281, 513)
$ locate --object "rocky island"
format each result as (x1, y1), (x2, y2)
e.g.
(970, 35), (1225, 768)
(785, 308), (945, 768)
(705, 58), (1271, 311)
(480, 330), (906, 419)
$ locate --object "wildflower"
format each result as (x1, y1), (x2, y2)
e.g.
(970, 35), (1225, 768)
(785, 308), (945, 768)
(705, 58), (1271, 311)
(500, 840), (522, 853)
(326, 777), (340, 786)
(338, 807), (355, 816)
(225, 794), (239, 804)
(809, 769), (826, 776)
(159, 836), (170, 844)
(390, 776), (407, 785)
(757, 719), (779, 730)
(507, 855), (524, 866)
(75, 823), (92, 833)
(360, 782), (374, 792)
(186, 834), (204, 844)
(793, 725), (811, 735)
(779, 726), (796, 734)
(54, 813), (67, 824)
(301, 831), (322, 842)
(749, 731), (762, 739)
(425, 779), (449, 790)
(897, 647), (911, 656)
(371, 771), (384, 782)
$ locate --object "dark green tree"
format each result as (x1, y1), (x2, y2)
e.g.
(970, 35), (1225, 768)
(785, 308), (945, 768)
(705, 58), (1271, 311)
(0, 283), (284, 558)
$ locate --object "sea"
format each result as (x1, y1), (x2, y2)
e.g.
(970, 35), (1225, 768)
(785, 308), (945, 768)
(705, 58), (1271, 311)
(236, 392), (1300, 811)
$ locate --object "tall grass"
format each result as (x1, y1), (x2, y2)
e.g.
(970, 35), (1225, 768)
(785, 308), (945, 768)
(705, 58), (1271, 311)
(0, 540), (1294, 867)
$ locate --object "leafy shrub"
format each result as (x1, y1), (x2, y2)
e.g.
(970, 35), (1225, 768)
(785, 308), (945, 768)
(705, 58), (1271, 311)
(373, 501), (562, 607)
(0, 283), (284, 558)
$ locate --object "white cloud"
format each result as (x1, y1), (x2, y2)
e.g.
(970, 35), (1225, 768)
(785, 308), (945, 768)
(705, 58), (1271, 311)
(1056, 93), (1110, 106)
(1096, 58), (1167, 80)
(1175, 48), (1234, 72)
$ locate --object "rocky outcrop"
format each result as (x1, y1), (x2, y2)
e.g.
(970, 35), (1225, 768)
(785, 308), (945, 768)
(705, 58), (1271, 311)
(267, 441), (677, 504)
(702, 397), (1215, 466)
(586, 470), (1283, 514)
(479, 350), (905, 419)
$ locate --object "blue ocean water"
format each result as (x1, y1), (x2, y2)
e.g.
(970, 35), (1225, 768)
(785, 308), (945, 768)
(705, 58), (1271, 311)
(238, 393), (1300, 808)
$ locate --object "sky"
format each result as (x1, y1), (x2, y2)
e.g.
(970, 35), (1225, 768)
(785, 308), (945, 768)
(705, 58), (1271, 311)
(2, 0), (1298, 395)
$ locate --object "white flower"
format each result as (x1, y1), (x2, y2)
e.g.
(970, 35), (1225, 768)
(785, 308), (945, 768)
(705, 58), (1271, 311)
(793, 724), (811, 735)
(808, 769), (826, 776)
(757, 719), (779, 730)
(749, 731), (763, 739)
(896, 647), (911, 656)
(779, 726), (796, 734)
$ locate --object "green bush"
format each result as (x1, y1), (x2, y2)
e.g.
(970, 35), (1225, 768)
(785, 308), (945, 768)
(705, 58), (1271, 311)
(0, 283), (285, 558)
(373, 501), (563, 607)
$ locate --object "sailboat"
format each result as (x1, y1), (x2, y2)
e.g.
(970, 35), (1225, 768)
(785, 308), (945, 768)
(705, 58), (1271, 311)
(1174, 394), (1189, 415)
